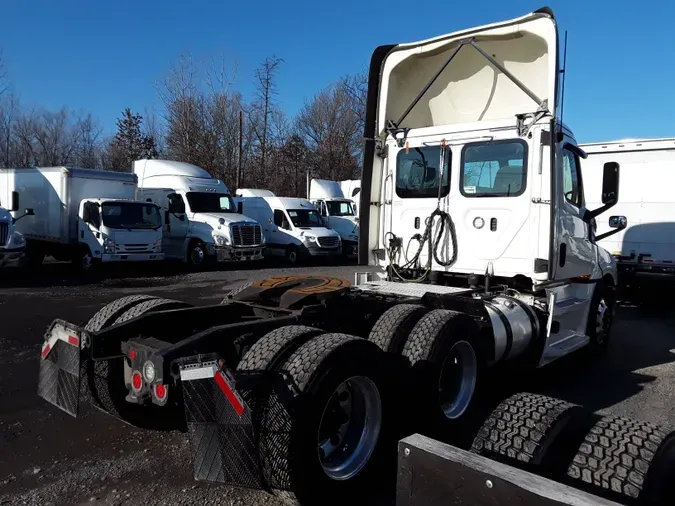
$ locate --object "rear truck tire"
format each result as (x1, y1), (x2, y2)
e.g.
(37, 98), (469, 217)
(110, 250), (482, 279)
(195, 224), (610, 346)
(258, 333), (394, 506)
(565, 415), (672, 504)
(84, 295), (159, 332)
(86, 297), (191, 430)
(471, 393), (584, 477)
(583, 280), (616, 359)
(237, 325), (324, 372)
(368, 303), (430, 354)
(400, 308), (483, 447)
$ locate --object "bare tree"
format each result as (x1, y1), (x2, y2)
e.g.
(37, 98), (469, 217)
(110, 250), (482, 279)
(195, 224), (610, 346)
(0, 49), (8, 99)
(250, 56), (283, 181)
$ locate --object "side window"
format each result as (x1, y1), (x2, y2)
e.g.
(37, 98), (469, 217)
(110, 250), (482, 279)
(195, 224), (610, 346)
(273, 209), (288, 229)
(396, 146), (450, 198)
(562, 149), (582, 207)
(460, 140), (528, 197)
(83, 202), (100, 228)
(167, 193), (186, 214)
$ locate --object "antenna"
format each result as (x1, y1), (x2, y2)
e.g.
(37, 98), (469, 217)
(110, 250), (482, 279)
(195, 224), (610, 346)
(558, 30), (569, 132)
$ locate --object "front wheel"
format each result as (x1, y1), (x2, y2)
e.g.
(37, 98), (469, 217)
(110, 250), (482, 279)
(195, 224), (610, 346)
(584, 281), (615, 358)
(76, 248), (99, 272)
(187, 241), (208, 268)
(285, 245), (301, 265)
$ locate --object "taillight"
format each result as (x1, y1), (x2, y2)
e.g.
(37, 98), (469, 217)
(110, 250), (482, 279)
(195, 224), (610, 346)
(129, 349), (137, 360)
(131, 371), (143, 391)
(154, 384), (167, 401)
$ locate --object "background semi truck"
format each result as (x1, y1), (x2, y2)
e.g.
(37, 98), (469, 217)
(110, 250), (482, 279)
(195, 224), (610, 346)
(308, 178), (359, 257)
(36, 7), (675, 506)
(0, 167), (163, 269)
(0, 189), (31, 267)
(580, 138), (675, 284)
(134, 159), (265, 266)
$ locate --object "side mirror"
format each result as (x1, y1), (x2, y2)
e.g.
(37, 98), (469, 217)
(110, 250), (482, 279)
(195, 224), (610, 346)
(237, 202), (243, 214)
(12, 208), (34, 224)
(601, 161), (620, 205)
(583, 161), (620, 222)
(595, 215), (627, 242)
(10, 191), (19, 212)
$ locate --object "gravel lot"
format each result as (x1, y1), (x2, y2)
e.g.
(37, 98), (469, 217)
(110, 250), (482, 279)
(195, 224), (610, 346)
(1, 262), (674, 506)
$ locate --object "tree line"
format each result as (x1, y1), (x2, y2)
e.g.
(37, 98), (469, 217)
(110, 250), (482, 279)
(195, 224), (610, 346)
(0, 50), (367, 197)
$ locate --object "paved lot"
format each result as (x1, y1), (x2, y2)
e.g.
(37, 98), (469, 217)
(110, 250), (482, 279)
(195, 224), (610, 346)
(0, 264), (674, 505)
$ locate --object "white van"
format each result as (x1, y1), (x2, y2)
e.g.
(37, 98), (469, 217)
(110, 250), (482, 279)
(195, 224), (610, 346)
(134, 160), (265, 266)
(580, 138), (675, 279)
(308, 178), (359, 257)
(234, 190), (342, 264)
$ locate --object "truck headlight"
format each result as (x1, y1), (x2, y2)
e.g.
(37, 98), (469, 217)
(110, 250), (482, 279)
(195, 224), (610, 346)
(153, 239), (162, 251)
(7, 231), (25, 249)
(303, 235), (317, 243)
(349, 234), (358, 242)
(212, 233), (229, 246)
(103, 238), (115, 253)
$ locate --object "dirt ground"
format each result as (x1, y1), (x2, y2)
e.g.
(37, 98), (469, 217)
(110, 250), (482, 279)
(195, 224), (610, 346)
(0, 263), (674, 506)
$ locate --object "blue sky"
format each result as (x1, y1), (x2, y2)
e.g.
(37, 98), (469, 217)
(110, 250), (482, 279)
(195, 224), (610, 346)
(1, 0), (673, 143)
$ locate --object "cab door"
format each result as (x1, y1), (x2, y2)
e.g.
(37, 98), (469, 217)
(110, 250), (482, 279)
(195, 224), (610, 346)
(552, 141), (596, 280)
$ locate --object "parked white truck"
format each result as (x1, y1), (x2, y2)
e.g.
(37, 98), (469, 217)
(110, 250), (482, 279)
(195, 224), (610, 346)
(0, 167), (163, 269)
(308, 178), (359, 257)
(338, 179), (361, 215)
(134, 160), (265, 266)
(580, 137), (675, 283)
(37, 7), (675, 506)
(0, 190), (32, 267)
(234, 188), (342, 264)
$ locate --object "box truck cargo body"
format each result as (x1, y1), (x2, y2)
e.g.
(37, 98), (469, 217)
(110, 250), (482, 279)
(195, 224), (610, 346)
(0, 167), (164, 269)
(580, 138), (675, 278)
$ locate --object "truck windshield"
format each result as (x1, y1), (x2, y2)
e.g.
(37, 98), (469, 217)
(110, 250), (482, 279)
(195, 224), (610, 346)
(326, 200), (355, 217)
(186, 192), (236, 213)
(101, 202), (162, 229)
(287, 209), (323, 228)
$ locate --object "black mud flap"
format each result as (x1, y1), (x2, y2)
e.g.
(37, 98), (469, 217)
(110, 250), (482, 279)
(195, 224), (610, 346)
(397, 434), (621, 506)
(37, 320), (87, 417)
(177, 355), (296, 492)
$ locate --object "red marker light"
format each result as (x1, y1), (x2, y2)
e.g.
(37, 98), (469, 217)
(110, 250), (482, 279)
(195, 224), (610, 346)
(129, 349), (137, 360)
(132, 371), (142, 390)
(154, 384), (167, 400)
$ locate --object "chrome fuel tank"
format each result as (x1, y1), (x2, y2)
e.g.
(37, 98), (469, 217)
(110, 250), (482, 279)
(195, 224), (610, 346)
(484, 295), (540, 363)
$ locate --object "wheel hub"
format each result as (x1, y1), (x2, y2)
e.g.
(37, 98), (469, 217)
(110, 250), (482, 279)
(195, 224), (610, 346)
(191, 246), (204, 265)
(438, 341), (478, 420)
(595, 298), (611, 344)
(317, 376), (381, 481)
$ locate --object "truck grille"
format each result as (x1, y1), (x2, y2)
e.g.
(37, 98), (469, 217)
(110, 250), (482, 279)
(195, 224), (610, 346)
(0, 222), (8, 246)
(231, 223), (263, 247)
(317, 236), (339, 248)
(116, 243), (152, 253)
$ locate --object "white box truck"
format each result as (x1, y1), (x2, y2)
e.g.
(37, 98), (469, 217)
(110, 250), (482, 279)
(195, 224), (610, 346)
(234, 189), (342, 264)
(0, 167), (164, 270)
(134, 160), (265, 267)
(0, 190), (33, 267)
(308, 178), (359, 257)
(338, 179), (361, 215)
(580, 138), (675, 282)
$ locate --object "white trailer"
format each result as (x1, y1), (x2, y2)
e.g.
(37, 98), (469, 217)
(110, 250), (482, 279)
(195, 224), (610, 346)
(0, 167), (164, 269)
(580, 138), (675, 280)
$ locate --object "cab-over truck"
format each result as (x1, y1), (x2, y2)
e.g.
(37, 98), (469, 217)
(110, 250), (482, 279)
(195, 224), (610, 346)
(37, 7), (674, 506)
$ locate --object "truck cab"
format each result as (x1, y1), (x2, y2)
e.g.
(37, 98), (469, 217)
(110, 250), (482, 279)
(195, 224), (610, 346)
(234, 190), (342, 264)
(134, 160), (265, 266)
(309, 178), (359, 257)
(0, 190), (31, 268)
(360, 7), (624, 363)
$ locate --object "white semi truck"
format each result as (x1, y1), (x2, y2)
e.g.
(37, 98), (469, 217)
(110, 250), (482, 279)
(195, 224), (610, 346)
(0, 167), (163, 269)
(0, 190), (32, 268)
(134, 160), (265, 266)
(308, 178), (359, 257)
(580, 138), (675, 284)
(37, 7), (675, 506)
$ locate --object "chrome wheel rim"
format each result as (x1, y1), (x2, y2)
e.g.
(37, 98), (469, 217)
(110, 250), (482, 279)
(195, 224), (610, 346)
(317, 376), (382, 481)
(190, 246), (205, 265)
(595, 298), (611, 344)
(438, 341), (478, 419)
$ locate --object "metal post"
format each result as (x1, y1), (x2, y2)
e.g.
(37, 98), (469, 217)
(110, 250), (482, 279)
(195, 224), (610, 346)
(238, 109), (243, 188)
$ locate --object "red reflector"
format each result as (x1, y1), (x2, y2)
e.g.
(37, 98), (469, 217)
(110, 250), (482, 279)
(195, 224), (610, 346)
(41, 344), (51, 359)
(154, 384), (167, 400)
(132, 372), (142, 390)
(214, 371), (244, 416)
(68, 335), (79, 347)
(129, 349), (137, 360)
